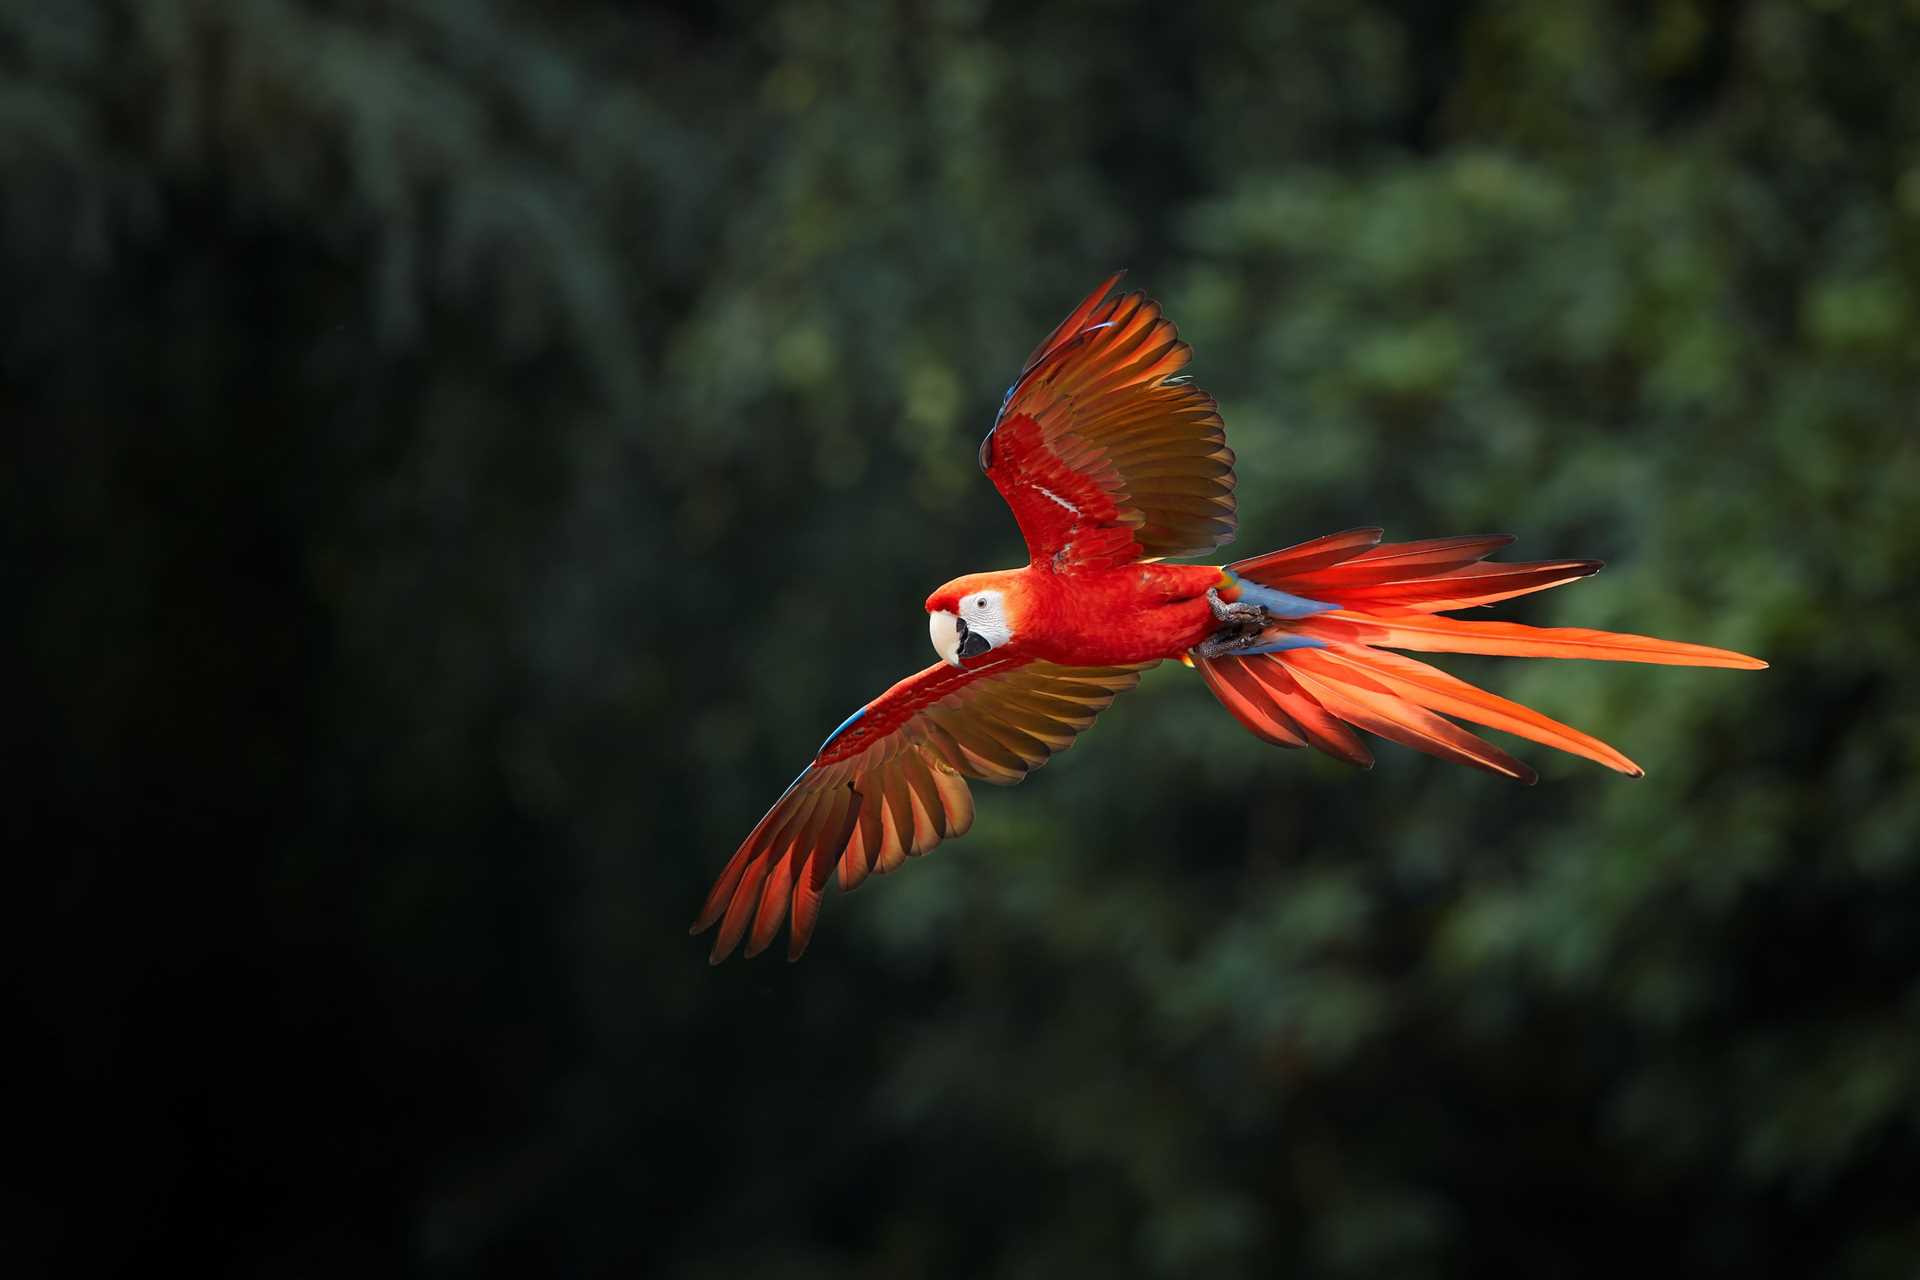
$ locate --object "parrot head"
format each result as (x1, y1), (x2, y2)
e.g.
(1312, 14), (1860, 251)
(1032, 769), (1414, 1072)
(926, 573), (1021, 668)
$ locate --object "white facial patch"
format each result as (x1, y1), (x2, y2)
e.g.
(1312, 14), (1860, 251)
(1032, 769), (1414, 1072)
(929, 590), (1013, 667)
(958, 590), (1012, 649)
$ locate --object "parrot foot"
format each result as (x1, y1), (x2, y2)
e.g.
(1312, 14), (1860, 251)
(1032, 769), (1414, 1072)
(1197, 589), (1279, 659)
(1206, 587), (1268, 626)
(1193, 631), (1251, 659)
(1194, 627), (1278, 660)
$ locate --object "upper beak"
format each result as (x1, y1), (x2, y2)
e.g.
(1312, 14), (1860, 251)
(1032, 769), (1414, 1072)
(929, 610), (992, 668)
(930, 610), (963, 667)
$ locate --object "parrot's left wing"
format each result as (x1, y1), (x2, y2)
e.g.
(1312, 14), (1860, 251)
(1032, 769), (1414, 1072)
(693, 656), (1154, 962)
(979, 272), (1238, 571)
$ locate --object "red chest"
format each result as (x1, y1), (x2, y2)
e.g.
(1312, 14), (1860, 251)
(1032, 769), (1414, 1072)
(1019, 563), (1222, 666)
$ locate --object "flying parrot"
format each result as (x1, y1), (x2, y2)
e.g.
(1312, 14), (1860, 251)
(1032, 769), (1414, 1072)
(693, 273), (1765, 963)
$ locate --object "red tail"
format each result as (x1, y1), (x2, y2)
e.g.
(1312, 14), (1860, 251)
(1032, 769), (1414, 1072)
(1197, 529), (1765, 782)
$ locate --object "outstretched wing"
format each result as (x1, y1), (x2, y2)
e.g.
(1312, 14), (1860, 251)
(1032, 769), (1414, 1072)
(692, 656), (1154, 962)
(980, 273), (1237, 571)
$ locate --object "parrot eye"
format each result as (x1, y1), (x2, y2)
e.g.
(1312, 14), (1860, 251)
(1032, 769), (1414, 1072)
(976, 597), (988, 608)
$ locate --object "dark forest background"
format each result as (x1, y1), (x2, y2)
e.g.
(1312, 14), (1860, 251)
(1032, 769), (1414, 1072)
(10, 0), (1920, 1275)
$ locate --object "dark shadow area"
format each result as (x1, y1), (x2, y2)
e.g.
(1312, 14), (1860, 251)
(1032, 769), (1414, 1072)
(9, 1), (1917, 1274)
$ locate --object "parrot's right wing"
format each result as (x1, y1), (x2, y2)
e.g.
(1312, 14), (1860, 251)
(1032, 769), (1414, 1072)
(693, 656), (1155, 963)
(979, 272), (1238, 571)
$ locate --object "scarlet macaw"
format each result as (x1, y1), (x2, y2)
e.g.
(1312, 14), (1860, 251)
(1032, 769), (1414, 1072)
(693, 274), (1764, 962)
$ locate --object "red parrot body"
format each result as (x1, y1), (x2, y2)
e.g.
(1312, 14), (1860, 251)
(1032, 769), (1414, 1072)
(927, 562), (1226, 669)
(693, 274), (1766, 963)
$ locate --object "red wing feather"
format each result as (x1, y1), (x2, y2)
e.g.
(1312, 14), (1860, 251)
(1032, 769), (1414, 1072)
(695, 658), (1153, 962)
(982, 277), (1237, 568)
(1015, 270), (1128, 375)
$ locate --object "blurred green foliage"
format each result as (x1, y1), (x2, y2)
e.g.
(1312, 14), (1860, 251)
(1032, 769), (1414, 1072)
(10, 0), (1920, 1275)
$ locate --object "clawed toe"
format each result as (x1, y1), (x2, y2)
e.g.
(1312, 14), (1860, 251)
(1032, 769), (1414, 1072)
(1198, 588), (1285, 660)
(1206, 587), (1268, 625)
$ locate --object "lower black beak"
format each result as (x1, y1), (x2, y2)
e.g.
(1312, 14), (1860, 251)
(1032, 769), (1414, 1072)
(954, 617), (991, 659)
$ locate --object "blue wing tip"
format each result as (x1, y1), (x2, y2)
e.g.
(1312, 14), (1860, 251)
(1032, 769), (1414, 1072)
(818, 706), (867, 754)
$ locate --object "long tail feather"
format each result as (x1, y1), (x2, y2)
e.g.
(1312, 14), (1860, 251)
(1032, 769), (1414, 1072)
(1301, 610), (1769, 669)
(1286, 650), (1538, 783)
(1239, 655), (1374, 767)
(1331, 559), (1603, 612)
(1289, 535), (1516, 591)
(1229, 527), (1384, 580)
(1196, 656), (1309, 747)
(1198, 530), (1765, 779)
(1313, 645), (1642, 776)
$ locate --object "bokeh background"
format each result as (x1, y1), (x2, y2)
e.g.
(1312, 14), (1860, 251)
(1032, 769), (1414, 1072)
(12, 0), (1920, 1274)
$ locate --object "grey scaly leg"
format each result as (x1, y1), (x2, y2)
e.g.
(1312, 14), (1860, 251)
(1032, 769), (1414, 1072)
(1194, 628), (1267, 659)
(1196, 588), (1277, 660)
(1206, 587), (1268, 626)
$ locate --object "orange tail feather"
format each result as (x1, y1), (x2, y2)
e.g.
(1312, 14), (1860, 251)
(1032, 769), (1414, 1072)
(1285, 649), (1537, 782)
(1299, 610), (1768, 669)
(1195, 656), (1308, 748)
(1199, 532), (1765, 778)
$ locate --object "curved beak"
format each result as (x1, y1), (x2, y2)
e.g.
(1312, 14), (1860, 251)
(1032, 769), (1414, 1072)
(929, 610), (992, 668)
